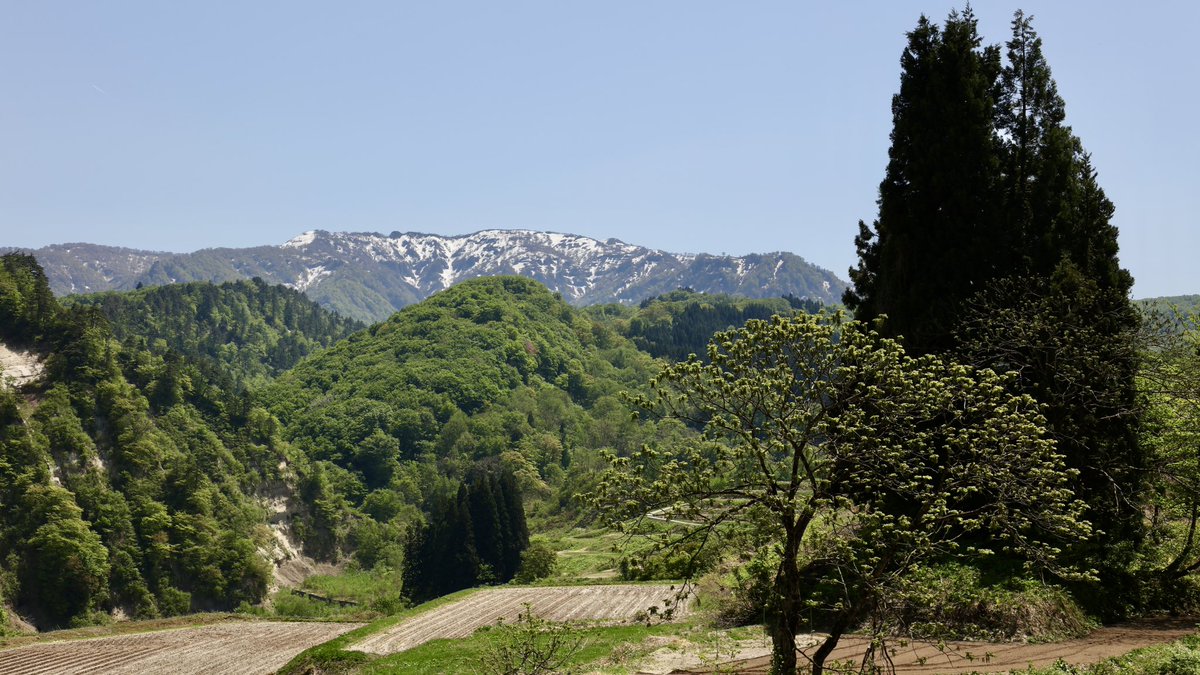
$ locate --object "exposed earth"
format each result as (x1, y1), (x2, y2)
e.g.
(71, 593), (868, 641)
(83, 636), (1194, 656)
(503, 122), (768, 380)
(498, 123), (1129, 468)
(670, 618), (1200, 674)
(0, 344), (42, 389)
(354, 584), (693, 656)
(0, 619), (361, 675)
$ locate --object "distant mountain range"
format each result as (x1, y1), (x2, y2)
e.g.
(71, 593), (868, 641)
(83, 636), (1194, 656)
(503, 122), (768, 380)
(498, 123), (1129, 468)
(9, 230), (847, 322)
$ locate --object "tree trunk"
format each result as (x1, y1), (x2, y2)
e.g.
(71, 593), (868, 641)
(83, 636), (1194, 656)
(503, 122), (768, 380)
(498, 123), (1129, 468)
(769, 609), (800, 675)
(810, 622), (848, 675)
(768, 528), (803, 675)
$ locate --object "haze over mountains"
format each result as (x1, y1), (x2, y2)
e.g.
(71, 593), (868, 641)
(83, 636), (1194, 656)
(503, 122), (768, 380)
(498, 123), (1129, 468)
(12, 229), (847, 322)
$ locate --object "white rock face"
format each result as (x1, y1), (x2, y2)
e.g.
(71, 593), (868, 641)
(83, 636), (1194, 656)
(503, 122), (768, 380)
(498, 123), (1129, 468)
(0, 343), (43, 388)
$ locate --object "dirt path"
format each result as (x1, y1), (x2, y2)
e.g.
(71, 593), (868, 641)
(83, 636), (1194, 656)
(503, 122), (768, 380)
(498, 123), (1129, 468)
(672, 618), (1199, 674)
(0, 619), (362, 675)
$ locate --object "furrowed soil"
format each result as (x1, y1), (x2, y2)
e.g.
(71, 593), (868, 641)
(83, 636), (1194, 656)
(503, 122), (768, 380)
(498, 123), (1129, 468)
(672, 618), (1199, 674)
(0, 618), (363, 675)
(355, 584), (692, 655)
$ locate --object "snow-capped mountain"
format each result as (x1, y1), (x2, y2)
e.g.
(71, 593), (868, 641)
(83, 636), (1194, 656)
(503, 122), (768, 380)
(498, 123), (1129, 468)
(14, 229), (846, 323)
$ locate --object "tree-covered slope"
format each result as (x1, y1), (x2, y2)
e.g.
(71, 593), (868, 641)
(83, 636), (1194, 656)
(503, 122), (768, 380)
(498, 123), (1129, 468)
(256, 277), (670, 565)
(585, 289), (823, 362)
(0, 253), (293, 628)
(70, 279), (363, 384)
(262, 275), (659, 484)
(1137, 295), (1200, 318)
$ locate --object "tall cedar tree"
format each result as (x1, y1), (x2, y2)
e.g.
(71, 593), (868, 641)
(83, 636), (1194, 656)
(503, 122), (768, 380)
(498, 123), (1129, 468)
(965, 12), (1143, 600)
(847, 9), (1143, 606)
(844, 9), (1003, 356)
(403, 468), (528, 602)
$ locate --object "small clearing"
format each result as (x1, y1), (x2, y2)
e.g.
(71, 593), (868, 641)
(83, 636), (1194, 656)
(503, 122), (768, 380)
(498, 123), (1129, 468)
(0, 619), (361, 675)
(673, 618), (1200, 674)
(354, 584), (692, 656)
(0, 344), (42, 389)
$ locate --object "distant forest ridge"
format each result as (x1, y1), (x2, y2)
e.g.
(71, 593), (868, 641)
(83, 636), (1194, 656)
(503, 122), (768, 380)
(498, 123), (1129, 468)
(5, 229), (847, 323)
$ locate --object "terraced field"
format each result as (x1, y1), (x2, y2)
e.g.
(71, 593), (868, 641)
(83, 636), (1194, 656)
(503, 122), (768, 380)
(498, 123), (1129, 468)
(354, 584), (691, 655)
(0, 620), (361, 675)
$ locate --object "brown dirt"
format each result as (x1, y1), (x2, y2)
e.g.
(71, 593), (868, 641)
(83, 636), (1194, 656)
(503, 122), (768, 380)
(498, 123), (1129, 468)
(0, 619), (362, 675)
(672, 618), (1200, 674)
(354, 584), (693, 656)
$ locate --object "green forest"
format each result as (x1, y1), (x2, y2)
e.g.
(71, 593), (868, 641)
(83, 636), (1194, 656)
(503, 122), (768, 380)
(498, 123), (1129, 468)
(3, 7), (1200, 675)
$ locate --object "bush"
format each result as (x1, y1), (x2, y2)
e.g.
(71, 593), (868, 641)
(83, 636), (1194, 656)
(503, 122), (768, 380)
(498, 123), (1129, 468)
(515, 541), (558, 584)
(478, 604), (585, 675)
(887, 563), (1095, 642)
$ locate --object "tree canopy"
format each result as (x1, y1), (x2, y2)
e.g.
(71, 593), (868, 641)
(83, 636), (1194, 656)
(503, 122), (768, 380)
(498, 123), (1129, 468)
(594, 314), (1088, 675)
(843, 9), (1141, 606)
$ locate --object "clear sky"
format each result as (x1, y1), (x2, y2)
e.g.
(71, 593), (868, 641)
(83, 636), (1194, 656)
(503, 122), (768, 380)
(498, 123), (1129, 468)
(2, 2), (1195, 298)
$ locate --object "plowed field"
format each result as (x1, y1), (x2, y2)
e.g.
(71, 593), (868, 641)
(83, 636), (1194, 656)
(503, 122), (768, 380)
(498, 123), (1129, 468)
(0, 620), (361, 675)
(355, 584), (691, 655)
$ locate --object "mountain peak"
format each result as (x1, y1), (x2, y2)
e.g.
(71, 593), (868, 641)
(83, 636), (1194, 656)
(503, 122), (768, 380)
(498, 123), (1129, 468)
(23, 228), (847, 323)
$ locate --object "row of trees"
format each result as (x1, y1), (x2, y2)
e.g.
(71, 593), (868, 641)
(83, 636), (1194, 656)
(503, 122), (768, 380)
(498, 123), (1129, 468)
(403, 468), (529, 602)
(844, 8), (1141, 600)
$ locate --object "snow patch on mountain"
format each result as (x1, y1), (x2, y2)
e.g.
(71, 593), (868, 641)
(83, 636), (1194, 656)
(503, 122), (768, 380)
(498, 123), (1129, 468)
(288, 265), (331, 292)
(283, 231), (318, 249)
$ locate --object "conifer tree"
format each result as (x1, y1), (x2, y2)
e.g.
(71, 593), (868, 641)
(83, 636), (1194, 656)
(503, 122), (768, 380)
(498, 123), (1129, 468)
(845, 9), (1003, 355)
(846, 9), (1144, 606)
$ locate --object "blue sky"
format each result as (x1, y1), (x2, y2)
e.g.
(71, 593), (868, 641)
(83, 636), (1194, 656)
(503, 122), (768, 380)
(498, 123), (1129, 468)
(2, 2), (1196, 297)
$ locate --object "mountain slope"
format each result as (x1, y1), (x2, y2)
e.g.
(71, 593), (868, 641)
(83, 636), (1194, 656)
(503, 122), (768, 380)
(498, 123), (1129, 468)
(12, 230), (847, 323)
(0, 253), (290, 628)
(70, 279), (363, 384)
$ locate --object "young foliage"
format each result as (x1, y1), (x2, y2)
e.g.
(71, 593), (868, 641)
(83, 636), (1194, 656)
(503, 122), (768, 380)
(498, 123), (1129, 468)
(478, 604), (586, 675)
(1139, 308), (1200, 592)
(592, 314), (1089, 675)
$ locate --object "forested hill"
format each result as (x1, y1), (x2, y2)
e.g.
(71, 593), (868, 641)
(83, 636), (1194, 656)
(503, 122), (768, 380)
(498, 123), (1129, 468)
(1137, 295), (1200, 317)
(70, 279), (363, 384)
(585, 289), (823, 362)
(0, 254), (696, 628)
(254, 277), (680, 576)
(259, 275), (662, 506)
(0, 253), (296, 628)
(11, 229), (846, 322)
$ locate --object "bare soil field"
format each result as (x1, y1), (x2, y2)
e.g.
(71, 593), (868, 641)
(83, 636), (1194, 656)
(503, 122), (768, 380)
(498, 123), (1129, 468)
(355, 584), (692, 655)
(0, 619), (362, 675)
(673, 618), (1199, 674)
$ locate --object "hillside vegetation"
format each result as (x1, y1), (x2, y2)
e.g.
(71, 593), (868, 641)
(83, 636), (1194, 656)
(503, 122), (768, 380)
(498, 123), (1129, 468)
(257, 276), (671, 568)
(0, 253), (293, 628)
(585, 289), (822, 361)
(70, 278), (363, 385)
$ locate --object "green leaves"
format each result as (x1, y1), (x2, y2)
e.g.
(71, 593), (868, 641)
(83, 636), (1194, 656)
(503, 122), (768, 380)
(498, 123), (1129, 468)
(591, 312), (1090, 673)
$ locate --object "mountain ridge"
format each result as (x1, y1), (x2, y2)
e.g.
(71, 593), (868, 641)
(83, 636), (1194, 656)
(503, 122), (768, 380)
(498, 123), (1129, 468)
(9, 229), (846, 322)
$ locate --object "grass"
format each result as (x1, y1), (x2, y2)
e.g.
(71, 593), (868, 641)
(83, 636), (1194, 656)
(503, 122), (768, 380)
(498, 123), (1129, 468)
(363, 621), (686, 674)
(275, 588), (481, 675)
(240, 567), (408, 622)
(530, 523), (662, 582)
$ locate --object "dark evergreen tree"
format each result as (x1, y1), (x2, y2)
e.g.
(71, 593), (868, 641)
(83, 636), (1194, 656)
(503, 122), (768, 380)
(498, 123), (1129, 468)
(844, 9), (1003, 355)
(846, 9), (1143, 611)
(497, 469), (529, 579)
(468, 472), (504, 583)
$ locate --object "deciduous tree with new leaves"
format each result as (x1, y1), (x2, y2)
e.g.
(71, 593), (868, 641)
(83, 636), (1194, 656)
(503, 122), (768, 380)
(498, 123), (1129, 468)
(593, 314), (1089, 675)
